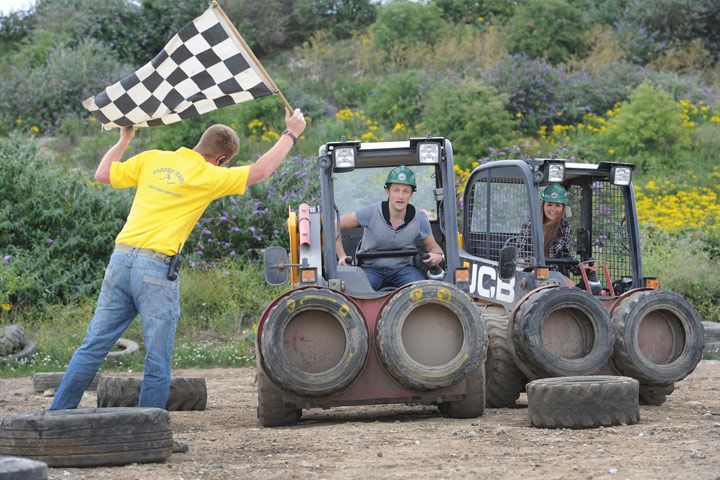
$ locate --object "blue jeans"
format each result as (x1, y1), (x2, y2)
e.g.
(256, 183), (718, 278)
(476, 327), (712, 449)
(362, 265), (425, 290)
(50, 250), (180, 410)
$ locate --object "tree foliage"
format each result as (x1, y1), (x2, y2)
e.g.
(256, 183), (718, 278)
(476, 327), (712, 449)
(371, 0), (445, 52)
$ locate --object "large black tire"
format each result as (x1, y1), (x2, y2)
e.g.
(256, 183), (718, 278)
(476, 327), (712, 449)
(260, 288), (368, 397)
(32, 372), (101, 393)
(639, 383), (675, 406)
(702, 321), (720, 356)
(527, 376), (640, 429)
(483, 305), (527, 408)
(96, 377), (207, 411)
(0, 408), (172, 467)
(0, 340), (37, 364)
(512, 287), (614, 379)
(438, 363), (486, 418)
(611, 290), (704, 385)
(376, 281), (485, 391)
(0, 456), (48, 479)
(0, 324), (25, 357)
(257, 365), (302, 427)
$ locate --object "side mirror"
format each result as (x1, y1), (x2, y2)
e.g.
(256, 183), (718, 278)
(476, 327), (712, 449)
(498, 245), (517, 281)
(263, 246), (290, 285)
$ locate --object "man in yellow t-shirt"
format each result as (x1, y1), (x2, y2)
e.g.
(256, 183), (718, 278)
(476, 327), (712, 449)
(50, 108), (306, 414)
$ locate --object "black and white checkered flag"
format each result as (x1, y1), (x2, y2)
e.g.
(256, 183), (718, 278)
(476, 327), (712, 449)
(83, 3), (280, 129)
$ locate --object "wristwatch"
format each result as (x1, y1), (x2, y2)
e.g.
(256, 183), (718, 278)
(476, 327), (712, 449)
(282, 129), (298, 145)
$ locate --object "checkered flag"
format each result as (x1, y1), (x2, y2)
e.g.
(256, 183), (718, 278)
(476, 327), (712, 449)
(83, 2), (286, 129)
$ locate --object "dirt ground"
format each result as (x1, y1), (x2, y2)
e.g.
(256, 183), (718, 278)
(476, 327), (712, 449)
(1, 360), (719, 480)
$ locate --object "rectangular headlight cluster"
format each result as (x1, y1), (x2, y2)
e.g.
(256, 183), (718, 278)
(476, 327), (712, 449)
(333, 147), (356, 169)
(547, 163), (565, 182)
(417, 142), (440, 164)
(611, 166), (632, 186)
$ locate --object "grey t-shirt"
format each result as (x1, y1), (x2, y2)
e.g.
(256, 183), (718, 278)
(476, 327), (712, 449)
(356, 201), (431, 268)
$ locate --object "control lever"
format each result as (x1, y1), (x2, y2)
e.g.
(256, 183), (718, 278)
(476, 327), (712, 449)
(420, 253), (445, 281)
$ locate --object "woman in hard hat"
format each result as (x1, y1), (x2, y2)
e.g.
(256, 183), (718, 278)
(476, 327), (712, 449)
(335, 165), (445, 290)
(518, 183), (572, 262)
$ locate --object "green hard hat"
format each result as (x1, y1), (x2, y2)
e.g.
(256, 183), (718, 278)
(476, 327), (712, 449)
(541, 183), (569, 204)
(385, 165), (417, 191)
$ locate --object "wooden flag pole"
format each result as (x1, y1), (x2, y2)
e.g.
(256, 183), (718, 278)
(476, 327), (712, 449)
(210, 1), (293, 113)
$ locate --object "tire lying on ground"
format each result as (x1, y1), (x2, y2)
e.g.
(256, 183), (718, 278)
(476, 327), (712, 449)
(483, 305), (527, 408)
(376, 281), (485, 391)
(32, 372), (102, 393)
(512, 287), (614, 379)
(0, 339), (37, 364)
(96, 377), (207, 411)
(0, 407), (172, 467)
(0, 456), (48, 480)
(259, 287), (369, 397)
(104, 338), (139, 364)
(703, 321), (720, 356)
(0, 324), (25, 357)
(527, 376), (640, 429)
(611, 290), (704, 385)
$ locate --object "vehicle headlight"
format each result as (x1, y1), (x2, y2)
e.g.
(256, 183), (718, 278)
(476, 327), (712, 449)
(547, 162), (565, 182)
(417, 142), (440, 164)
(333, 147), (356, 169)
(611, 166), (632, 186)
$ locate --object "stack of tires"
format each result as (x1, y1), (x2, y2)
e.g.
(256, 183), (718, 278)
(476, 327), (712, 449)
(256, 281), (486, 426)
(483, 287), (705, 408)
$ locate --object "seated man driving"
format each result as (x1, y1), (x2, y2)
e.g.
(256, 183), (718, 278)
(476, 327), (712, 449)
(335, 165), (444, 290)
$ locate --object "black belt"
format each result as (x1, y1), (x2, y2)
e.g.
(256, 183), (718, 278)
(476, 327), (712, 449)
(114, 243), (172, 264)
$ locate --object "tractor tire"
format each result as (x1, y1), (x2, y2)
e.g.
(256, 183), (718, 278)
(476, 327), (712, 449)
(0, 408), (172, 467)
(32, 372), (101, 393)
(376, 281), (485, 391)
(104, 338), (139, 364)
(512, 287), (614, 379)
(0, 456), (48, 480)
(483, 305), (527, 408)
(1, 340), (37, 364)
(256, 365), (302, 427)
(611, 290), (704, 385)
(437, 363), (486, 418)
(0, 324), (25, 357)
(639, 383), (675, 406)
(527, 376), (640, 429)
(260, 288), (368, 397)
(702, 321), (720, 356)
(96, 377), (207, 411)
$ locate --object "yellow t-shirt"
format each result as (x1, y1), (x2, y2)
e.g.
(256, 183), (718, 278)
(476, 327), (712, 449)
(110, 147), (250, 256)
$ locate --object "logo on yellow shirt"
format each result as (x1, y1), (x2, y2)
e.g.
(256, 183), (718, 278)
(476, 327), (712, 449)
(152, 168), (185, 185)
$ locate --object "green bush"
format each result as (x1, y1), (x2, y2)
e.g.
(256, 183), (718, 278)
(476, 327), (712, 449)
(506, 0), (588, 64)
(422, 78), (514, 168)
(432, 0), (517, 25)
(600, 82), (692, 172)
(0, 136), (131, 306)
(371, 0), (445, 52)
(642, 231), (720, 322)
(364, 70), (430, 129)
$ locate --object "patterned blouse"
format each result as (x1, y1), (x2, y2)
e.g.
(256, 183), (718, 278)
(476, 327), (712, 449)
(517, 217), (572, 262)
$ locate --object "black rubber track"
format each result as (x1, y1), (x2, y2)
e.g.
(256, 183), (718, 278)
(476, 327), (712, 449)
(96, 377), (207, 410)
(376, 281), (485, 391)
(483, 305), (527, 408)
(438, 362), (486, 418)
(512, 287), (614, 379)
(0, 456), (48, 479)
(256, 363), (302, 427)
(527, 376), (640, 429)
(0, 407), (172, 467)
(32, 372), (101, 393)
(0, 324), (25, 357)
(611, 290), (704, 385)
(260, 288), (369, 397)
(639, 383), (675, 406)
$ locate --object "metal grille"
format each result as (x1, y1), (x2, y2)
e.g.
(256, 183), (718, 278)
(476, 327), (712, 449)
(566, 180), (633, 283)
(465, 175), (531, 262)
